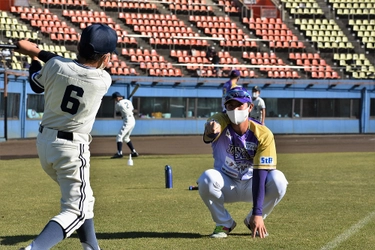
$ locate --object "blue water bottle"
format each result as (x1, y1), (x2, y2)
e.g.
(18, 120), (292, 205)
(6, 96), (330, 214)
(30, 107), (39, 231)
(165, 165), (173, 188)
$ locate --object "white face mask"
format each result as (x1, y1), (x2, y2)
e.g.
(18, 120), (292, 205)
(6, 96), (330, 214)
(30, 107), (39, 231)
(252, 93), (259, 98)
(227, 109), (249, 125)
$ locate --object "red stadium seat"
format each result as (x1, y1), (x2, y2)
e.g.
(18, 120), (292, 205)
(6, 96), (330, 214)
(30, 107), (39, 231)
(174, 68), (183, 77)
(292, 71), (300, 78)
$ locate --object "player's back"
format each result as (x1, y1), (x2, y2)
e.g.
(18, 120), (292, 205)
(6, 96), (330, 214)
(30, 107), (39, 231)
(38, 57), (111, 133)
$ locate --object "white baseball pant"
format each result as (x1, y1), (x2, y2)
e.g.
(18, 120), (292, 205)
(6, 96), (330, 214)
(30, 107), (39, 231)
(197, 169), (288, 228)
(37, 127), (94, 238)
(116, 119), (135, 143)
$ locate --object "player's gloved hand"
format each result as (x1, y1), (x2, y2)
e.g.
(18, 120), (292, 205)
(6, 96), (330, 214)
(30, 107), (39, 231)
(249, 215), (268, 238)
(204, 120), (220, 138)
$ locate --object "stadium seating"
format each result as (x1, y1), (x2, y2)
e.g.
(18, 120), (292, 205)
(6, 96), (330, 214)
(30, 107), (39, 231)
(288, 52), (340, 79)
(1, 0), (374, 79)
(243, 17), (305, 50)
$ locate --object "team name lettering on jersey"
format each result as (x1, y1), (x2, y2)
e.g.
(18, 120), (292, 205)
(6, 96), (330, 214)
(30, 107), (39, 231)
(227, 145), (251, 161)
(260, 157), (273, 164)
(245, 142), (257, 151)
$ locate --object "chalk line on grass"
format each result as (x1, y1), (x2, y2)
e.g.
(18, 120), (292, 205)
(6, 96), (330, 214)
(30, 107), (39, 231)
(320, 210), (375, 250)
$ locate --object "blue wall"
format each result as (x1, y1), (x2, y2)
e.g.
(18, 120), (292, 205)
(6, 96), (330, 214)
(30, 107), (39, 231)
(1, 73), (375, 139)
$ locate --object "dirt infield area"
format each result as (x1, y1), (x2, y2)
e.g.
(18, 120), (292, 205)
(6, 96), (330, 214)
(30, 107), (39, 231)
(0, 134), (374, 160)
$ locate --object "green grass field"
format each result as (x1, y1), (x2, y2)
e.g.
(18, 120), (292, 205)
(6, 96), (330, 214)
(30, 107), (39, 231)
(1, 152), (375, 250)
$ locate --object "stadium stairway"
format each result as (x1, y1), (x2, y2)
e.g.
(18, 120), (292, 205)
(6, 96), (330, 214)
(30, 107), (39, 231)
(148, 3), (212, 76)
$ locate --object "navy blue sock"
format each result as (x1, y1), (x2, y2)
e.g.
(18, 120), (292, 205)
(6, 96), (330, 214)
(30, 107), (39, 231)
(126, 141), (135, 152)
(32, 221), (64, 249)
(76, 219), (99, 250)
(117, 142), (123, 154)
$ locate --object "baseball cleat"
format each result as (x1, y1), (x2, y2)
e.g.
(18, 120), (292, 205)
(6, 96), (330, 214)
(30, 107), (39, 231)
(243, 218), (269, 237)
(210, 221), (237, 238)
(131, 151), (139, 157)
(111, 153), (123, 159)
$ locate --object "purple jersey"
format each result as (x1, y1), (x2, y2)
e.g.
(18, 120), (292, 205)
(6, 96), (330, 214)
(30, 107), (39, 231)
(208, 115), (277, 180)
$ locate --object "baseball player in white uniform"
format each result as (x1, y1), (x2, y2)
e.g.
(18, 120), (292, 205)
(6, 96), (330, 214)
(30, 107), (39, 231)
(250, 86), (266, 125)
(16, 23), (118, 250)
(111, 92), (138, 158)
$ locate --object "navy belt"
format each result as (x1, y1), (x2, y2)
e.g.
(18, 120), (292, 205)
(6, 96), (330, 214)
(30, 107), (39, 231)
(39, 125), (73, 141)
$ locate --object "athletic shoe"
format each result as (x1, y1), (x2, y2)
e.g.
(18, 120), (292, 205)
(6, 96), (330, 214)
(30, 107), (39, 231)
(243, 218), (269, 237)
(210, 221), (237, 238)
(131, 151), (139, 157)
(111, 153), (123, 159)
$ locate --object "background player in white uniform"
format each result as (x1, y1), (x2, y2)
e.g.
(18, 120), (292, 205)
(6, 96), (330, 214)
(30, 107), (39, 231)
(198, 86), (288, 238)
(250, 86), (266, 125)
(111, 92), (138, 158)
(16, 23), (117, 250)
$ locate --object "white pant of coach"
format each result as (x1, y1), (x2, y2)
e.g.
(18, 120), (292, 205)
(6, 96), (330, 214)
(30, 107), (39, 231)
(197, 169), (288, 228)
(37, 127), (94, 238)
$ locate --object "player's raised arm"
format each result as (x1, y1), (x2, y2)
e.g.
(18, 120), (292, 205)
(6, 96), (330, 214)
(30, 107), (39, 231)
(16, 40), (59, 63)
(15, 40), (40, 58)
(203, 112), (231, 143)
(203, 119), (221, 143)
(15, 40), (60, 93)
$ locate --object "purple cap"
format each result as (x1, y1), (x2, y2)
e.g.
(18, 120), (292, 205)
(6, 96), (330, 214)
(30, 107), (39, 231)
(229, 69), (241, 78)
(224, 86), (252, 104)
(79, 24), (118, 55)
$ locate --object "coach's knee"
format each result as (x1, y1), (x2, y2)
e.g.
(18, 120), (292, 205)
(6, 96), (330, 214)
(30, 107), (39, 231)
(197, 169), (224, 199)
(266, 170), (288, 198)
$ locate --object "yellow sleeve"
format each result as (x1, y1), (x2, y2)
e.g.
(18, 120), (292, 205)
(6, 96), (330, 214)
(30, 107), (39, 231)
(250, 122), (277, 170)
(231, 81), (238, 89)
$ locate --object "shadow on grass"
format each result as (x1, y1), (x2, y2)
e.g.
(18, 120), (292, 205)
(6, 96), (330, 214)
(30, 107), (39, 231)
(97, 231), (202, 239)
(0, 231), (203, 245)
(0, 235), (36, 246)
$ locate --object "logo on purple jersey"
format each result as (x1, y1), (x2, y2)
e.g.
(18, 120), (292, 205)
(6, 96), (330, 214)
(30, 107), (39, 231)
(245, 141), (257, 151)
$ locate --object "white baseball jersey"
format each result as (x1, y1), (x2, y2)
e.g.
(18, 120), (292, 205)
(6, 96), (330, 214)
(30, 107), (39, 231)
(250, 97), (266, 123)
(32, 57), (112, 133)
(115, 99), (135, 122)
